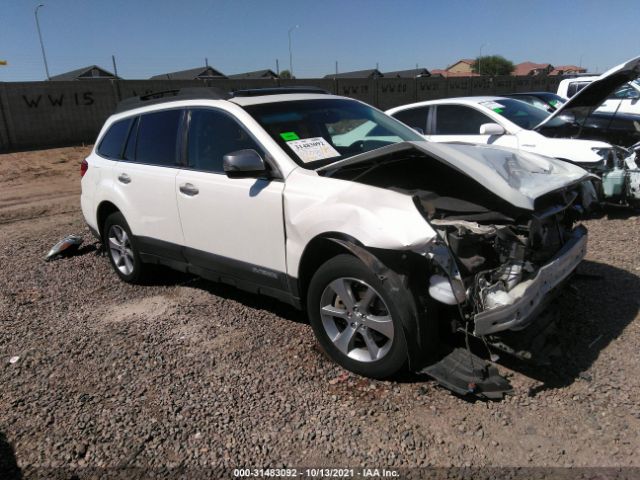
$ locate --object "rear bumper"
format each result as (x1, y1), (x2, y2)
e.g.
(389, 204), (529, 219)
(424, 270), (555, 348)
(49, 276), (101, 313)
(473, 225), (588, 336)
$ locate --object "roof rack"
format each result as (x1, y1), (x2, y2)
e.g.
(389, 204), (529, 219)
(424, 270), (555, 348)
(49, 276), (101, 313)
(115, 87), (231, 113)
(230, 86), (330, 97)
(114, 86), (331, 114)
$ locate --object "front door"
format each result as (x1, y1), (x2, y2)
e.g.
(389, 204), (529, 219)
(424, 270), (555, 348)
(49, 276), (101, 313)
(427, 104), (518, 149)
(175, 108), (287, 290)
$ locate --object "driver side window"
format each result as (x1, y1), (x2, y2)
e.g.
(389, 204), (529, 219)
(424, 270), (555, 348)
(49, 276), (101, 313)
(187, 109), (264, 173)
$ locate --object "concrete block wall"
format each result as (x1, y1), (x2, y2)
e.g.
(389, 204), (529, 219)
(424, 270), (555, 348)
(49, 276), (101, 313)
(0, 76), (563, 153)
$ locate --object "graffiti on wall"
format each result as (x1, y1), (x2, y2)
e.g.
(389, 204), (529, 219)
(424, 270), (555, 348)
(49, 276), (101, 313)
(21, 92), (95, 108)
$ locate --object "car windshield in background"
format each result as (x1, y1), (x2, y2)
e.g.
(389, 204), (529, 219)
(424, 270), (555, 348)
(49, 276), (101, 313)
(243, 99), (423, 169)
(483, 98), (563, 129)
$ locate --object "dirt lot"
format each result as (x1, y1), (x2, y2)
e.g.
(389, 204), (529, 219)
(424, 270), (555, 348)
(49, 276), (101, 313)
(1, 147), (639, 475)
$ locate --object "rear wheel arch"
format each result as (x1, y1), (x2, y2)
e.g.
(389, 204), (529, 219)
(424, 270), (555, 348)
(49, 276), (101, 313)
(96, 201), (121, 240)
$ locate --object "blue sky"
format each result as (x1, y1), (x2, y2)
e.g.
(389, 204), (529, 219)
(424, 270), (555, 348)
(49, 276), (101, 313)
(1, 0), (638, 81)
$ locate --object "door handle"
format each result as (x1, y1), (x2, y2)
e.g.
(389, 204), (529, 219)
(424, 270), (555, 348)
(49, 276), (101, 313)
(118, 173), (131, 184)
(179, 183), (199, 196)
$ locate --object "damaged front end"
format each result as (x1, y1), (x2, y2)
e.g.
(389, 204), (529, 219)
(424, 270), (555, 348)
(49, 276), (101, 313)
(417, 193), (587, 337)
(323, 141), (593, 397)
(411, 186), (589, 398)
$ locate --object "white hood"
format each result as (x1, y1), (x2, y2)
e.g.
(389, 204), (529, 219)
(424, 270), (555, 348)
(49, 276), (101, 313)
(537, 55), (640, 129)
(319, 141), (591, 211)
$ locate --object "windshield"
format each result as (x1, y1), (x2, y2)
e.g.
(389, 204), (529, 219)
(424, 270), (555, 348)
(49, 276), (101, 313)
(242, 98), (423, 168)
(483, 98), (562, 129)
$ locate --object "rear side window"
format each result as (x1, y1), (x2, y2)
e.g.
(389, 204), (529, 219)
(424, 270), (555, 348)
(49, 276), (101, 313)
(134, 109), (182, 166)
(97, 118), (132, 159)
(187, 109), (263, 173)
(392, 107), (429, 133)
(435, 105), (493, 135)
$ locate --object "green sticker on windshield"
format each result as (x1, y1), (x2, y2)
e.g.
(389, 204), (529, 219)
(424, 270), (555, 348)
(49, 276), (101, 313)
(280, 131), (299, 141)
(493, 108), (504, 113)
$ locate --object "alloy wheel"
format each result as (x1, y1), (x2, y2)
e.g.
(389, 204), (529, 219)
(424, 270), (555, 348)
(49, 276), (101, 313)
(107, 225), (134, 276)
(319, 277), (394, 362)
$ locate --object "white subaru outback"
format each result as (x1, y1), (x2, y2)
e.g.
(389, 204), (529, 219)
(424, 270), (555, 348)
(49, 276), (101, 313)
(81, 87), (592, 393)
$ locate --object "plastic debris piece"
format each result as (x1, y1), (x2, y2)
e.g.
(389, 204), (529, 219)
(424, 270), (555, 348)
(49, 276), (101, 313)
(9, 356), (19, 364)
(45, 235), (83, 261)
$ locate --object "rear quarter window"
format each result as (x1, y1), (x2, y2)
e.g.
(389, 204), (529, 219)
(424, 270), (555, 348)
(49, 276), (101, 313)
(97, 118), (133, 159)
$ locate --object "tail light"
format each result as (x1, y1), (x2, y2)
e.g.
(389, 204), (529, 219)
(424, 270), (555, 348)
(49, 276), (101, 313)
(80, 159), (88, 177)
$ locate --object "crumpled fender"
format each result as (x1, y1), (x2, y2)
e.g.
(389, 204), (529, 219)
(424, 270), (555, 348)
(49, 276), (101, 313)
(284, 167), (437, 279)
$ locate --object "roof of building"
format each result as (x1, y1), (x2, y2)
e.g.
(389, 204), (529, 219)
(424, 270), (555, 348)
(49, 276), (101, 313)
(324, 68), (383, 79)
(49, 65), (119, 81)
(383, 68), (431, 78)
(549, 65), (587, 76)
(513, 61), (553, 76)
(150, 66), (227, 80)
(429, 69), (480, 78)
(228, 69), (279, 79)
(447, 59), (476, 69)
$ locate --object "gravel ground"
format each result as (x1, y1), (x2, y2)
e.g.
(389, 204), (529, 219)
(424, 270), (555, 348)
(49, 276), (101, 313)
(1, 148), (639, 476)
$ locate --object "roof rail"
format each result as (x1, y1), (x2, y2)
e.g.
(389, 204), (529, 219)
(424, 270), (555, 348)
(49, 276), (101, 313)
(231, 86), (330, 97)
(115, 87), (231, 113)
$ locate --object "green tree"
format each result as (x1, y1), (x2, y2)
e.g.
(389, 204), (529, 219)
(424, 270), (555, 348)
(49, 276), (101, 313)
(279, 69), (293, 79)
(471, 55), (515, 76)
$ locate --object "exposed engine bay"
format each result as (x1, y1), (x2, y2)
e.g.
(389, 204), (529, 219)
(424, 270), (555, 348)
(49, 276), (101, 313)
(328, 147), (591, 336)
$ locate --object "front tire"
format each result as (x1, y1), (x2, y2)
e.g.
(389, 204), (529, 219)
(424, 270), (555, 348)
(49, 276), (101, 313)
(103, 211), (147, 283)
(307, 254), (410, 379)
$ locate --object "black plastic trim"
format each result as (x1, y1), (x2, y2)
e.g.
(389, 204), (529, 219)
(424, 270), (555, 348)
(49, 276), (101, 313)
(134, 235), (300, 307)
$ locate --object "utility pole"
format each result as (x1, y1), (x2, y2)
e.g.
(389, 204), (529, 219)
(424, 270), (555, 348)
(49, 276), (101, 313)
(335, 61), (338, 76)
(205, 57), (209, 67)
(276, 59), (279, 75)
(479, 43), (487, 75)
(111, 55), (118, 77)
(288, 25), (299, 78)
(35, 4), (51, 80)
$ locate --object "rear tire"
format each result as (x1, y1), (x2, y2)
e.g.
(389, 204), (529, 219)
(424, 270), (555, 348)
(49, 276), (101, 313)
(307, 254), (411, 379)
(103, 211), (148, 284)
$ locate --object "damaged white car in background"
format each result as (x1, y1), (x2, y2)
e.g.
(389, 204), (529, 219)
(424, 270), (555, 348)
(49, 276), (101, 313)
(386, 55), (640, 208)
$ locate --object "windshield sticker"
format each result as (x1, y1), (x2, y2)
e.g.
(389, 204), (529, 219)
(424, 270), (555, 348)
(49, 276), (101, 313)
(286, 137), (340, 163)
(480, 101), (505, 111)
(280, 131), (299, 141)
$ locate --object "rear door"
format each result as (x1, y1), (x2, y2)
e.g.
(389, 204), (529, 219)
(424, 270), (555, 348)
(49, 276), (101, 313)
(175, 108), (287, 288)
(114, 109), (185, 256)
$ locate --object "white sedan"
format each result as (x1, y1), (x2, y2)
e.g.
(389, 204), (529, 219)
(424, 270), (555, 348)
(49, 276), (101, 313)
(385, 96), (613, 170)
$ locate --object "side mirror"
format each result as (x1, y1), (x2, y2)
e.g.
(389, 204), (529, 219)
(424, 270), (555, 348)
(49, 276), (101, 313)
(479, 123), (505, 135)
(628, 90), (640, 100)
(223, 149), (268, 179)
(412, 126), (425, 135)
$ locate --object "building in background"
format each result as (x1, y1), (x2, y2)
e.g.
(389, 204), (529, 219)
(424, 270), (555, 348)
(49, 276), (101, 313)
(383, 68), (430, 78)
(150, 66), (226, 80)
(324, 68), (383, 79)
(513, 62), (553, 76)
(228, 69), (279, 79)
(446, 59), (476, 75)
(550, 65), (588, 76)
(49, 65), (119, 81)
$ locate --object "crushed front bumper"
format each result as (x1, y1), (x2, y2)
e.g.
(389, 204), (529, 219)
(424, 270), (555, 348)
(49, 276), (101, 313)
(473, 225), (588, 336)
